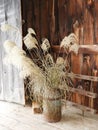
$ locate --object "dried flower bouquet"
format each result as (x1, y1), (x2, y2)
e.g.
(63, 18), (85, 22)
(3, 27), (79, 102)
(2, 25), (79, 122)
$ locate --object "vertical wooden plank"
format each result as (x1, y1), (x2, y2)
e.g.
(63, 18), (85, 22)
(33, 0), (41, 42)
(54, 0), (59, 44)
(67, 0), (76, 18)
(66, 0), (75, 34)
(71, 54), (83, 75)
(21, 0), (28, 36)
(94, 0), (98, 43)
(66, 0), (83, 35)
(83, 1), (94, 45)
(76, 0), (84, 45)
(68, 0), (76, 103)
(77, 0), (83, 11)
(40, 0), (49, 40)
(48, 0), (55, 44)
(26, 0), (33, 28)
(71, 53), (83, 103)
(71, 14), (83, 104)
(92, 0), (98, 111)
(58, 0), (68, 41)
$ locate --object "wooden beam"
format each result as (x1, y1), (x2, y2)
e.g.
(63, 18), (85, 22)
(51, 45), (65, 53)
(51, 45), (98, 54)
(79, 45), (98, 54)
(69, 87), (98, 98)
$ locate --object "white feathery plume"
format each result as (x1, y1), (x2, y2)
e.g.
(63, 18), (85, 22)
(23, 33), (38, 49)
(11, 46), (26, 56)
(10, 54), (34, 70)
(6, 48), (42, 78)
(19, 65), (44, 79)
(60, 36), (70, 48)
(5, 54), (23, 69)
(56, 57), (66, 70)
(1, 23), (18, 32)
(8, 48), (26, 69)
(69, 43), (79, 54)
(41, 38), (50, 52)
(3, 43), (42, 77)
(3, 28), (73, 101)
(3, 40), (16, 53)
(28, 28), (36, 35)
(68, 33), (78, 44)
(3, 42), (26, 69)
(19, 68), (34, 78)
(21, 57), (35, 68)
(3, 53), (22, 68)
(60, 33), (79, 54)
(45, 53), (54, 65)
(20, 58), (35, 72)
(56, 57), (65, 65)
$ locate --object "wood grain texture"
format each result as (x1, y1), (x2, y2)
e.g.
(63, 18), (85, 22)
(21, 0), (98, 45)
(0, 101), (98, 130)
(48, 0), (55, 44)
(94, 0), (98, 43)
(33, 0), (41, 42)
(83, 1), (94, 44)
(0, 0), (24, 105)
(21, 0), (98, 111)
(58, 0), (67, 40)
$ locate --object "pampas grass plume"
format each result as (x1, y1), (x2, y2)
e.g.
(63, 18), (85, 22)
(69, 43), (79, 54)
(1, 23), (18, 32)
(41, 38), (50, 52)
(60, 36), (70, 48)
(28, 28), (36, 35)
(1, 24), (13, 32)
(56, 57), (65, 65)
(11, 46), (26, 56)
(60, 33), (79, 54)
(23, 34), (38, 49)
(68, 33), (78, 44)
(3, 40), (16, 53)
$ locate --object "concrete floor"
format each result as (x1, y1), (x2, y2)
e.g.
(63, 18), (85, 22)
(0, 101), (98, 130)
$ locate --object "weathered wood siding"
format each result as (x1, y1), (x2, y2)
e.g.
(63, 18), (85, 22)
(0, 0), (24, 105)
(21, 0), (98, 45)
(21, 0), (98, 110)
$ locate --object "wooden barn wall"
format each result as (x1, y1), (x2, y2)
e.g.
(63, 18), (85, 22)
(21, 0), (98, 45)
(21, 0), (98, 110)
